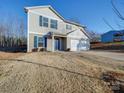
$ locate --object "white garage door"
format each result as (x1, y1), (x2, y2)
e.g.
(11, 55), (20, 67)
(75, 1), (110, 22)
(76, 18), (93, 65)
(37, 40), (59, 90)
(70, 39), (89, 51)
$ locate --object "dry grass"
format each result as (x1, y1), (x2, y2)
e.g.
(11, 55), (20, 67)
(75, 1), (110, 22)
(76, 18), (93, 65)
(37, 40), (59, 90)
(0, 52), (124, 93)
(0, 52), (25, 59)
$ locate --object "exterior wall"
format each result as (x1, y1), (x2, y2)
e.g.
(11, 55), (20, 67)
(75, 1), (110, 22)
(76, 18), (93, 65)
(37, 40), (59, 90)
(62, 38), (67, 50)
(29, 33), (45, 52)
(67, 37), (90, 51)
(67, 37), (71, 49)
(29, 33), (34, 52)
(67, 29), (90, 51)
(67, 29), (88, 39)
(70, 39), (90, 51)
(47, 37), (53, 51)
(29, 33), (67, 52)
(101, 32), (114, 43)
(28, 8), (86, 35)
(28, 9), (66, 35)
(30, 8), (62, 20)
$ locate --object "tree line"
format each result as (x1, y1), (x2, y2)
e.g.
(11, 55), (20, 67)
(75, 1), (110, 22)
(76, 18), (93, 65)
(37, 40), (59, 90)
(0, 16), (27, 50)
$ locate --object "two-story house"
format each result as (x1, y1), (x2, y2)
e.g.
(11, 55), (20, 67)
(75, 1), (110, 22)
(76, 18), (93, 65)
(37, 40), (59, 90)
(24, 5), (90, 52)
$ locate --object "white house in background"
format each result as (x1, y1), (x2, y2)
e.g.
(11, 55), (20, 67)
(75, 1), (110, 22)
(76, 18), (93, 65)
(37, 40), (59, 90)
(24, 5), (90, 52)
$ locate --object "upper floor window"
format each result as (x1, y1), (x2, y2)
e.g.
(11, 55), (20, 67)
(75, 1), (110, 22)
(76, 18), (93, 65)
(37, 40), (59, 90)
(43, 17), (48, 27)
(39, 16), (48, 27)
(50, 19), (58, 29)
(66, 24), (72, 30)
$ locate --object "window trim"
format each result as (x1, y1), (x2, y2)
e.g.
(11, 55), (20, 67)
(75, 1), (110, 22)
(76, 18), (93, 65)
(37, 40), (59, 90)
(38, 37), (45, 47)
(50, 19), (58, 29)
(39, 16), (49, 28)
(66, 24), (72, 30)
(42, 17), (49, 27)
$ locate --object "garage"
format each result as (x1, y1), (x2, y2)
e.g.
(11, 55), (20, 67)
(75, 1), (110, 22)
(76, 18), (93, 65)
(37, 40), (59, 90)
(67, 29), (90, 52)
(70, 39), (89, 51)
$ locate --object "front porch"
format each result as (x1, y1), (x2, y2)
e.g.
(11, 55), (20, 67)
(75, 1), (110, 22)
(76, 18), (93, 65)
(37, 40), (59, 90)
(46, 32), (67, 52)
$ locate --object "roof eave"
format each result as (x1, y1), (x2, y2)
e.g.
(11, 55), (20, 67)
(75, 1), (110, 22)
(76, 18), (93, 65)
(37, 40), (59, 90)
(64, 20), (86, 28)
(24, 5), (86, 28)
(24, 5), (65, 20)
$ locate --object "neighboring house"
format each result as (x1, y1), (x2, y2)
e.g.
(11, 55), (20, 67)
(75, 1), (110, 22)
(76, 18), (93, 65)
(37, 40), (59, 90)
(24, 5), (90, 52)
(101, 30), (124, 43)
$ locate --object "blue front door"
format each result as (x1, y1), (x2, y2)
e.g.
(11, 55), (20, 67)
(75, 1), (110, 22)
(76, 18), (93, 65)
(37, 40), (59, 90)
(44, 38), (47, 48)
(54, 39), (60, 50)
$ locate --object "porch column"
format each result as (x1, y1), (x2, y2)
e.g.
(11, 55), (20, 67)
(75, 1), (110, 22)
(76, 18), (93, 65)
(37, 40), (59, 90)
(52, 35), (54, 52)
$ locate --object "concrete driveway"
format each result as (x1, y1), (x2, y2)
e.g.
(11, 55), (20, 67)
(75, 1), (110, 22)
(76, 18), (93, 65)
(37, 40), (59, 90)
(84, 51), (124, 61)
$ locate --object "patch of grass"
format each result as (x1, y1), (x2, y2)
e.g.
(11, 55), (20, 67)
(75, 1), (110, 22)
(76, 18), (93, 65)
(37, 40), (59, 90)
(108, 42), (124, 45)
(118, 66), (124, 71)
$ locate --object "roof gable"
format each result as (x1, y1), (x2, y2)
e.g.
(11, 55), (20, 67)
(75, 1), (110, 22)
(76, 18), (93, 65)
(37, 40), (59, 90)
(25, 5), (64, 21)
(67, 29), (90, 39)
(24, 5), (85, 27)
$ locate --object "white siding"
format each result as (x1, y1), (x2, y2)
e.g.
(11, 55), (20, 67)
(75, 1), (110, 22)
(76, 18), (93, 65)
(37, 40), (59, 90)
(28, 7), (86, 35)
(31, 8), (63, 21)
(70, 39), (90, 51)
(28, 9), (67, 34)
(67, 29), (88, 39)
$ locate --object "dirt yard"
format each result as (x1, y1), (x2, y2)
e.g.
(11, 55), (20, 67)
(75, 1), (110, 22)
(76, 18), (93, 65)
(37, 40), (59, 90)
(84, 51), (124, 61)
(0, 51), (124, 93)
(0, 52), (25, 59)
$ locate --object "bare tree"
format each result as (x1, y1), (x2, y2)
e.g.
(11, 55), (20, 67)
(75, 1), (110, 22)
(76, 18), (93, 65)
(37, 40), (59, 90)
(85, 28), (101, 42)
(0, 15), (27, 51)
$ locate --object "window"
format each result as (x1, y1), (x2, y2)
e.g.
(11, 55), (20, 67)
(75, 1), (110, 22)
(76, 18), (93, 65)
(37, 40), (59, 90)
(43, 17), (48, 27)
(38, 37), (45, 47)
(66, 24), (72, 30)
(39, 16), (48, 27)
(50, 19), (58, 29)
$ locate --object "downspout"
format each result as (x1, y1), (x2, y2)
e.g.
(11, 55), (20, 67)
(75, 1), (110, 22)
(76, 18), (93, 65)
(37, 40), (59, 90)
(27, 10), (29, 52)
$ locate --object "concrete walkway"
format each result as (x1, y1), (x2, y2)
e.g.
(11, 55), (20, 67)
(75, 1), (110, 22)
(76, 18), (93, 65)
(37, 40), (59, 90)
(84, 51), (124, 61)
